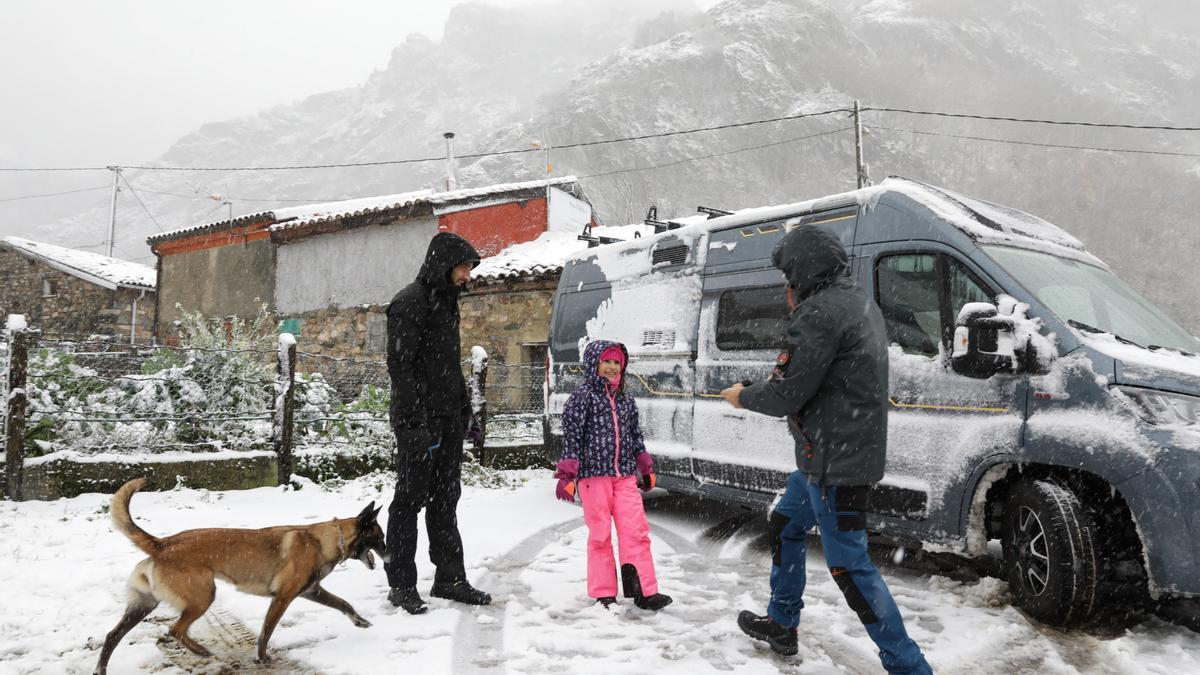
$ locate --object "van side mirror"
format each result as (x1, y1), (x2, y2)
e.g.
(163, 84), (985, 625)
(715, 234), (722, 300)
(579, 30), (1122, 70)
(951, 303), (1017, 378)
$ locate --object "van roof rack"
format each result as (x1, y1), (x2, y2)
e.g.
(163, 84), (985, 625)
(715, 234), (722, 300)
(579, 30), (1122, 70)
(577, 221), (628, 248)
(697, 206), (732, 219)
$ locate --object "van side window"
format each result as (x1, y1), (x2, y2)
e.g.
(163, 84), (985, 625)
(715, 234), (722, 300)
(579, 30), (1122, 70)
(876, 254), (941, 356)
(716, 285), (788, 351)
(876, 253), (995, 356)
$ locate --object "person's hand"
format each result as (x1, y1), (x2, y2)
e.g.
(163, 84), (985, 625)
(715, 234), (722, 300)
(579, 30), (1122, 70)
(465, 423), (483, 446)
(554, 459), (579, 503)
(635, 452), (655, 492)
(720, 383), (745, 409)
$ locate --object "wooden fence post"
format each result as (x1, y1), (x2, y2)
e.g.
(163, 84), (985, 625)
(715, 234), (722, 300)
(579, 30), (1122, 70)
(274, 333), (297, 486)
(4, 316), (29, 501)
(469, 346), (488, 450)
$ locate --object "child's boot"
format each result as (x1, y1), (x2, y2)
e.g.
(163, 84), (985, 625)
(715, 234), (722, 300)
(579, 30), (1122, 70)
(621, 563), (673, 611)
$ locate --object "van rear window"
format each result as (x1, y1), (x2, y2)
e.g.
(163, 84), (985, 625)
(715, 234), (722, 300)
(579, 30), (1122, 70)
(716, 285), (788, 351)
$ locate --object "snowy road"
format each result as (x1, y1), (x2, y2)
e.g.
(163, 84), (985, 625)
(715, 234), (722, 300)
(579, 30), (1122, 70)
(0, 473), (1197, 674)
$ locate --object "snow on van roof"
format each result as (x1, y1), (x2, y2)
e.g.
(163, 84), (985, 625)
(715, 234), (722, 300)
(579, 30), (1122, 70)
(563, 177), (1104, 267)
(1, 236), (156, 290)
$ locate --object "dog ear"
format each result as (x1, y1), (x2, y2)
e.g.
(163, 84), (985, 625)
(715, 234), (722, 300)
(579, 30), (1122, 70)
(357, 501), (378, 524)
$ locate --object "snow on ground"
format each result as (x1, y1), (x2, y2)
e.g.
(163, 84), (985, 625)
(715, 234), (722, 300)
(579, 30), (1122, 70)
(1, 474), (1198, 674)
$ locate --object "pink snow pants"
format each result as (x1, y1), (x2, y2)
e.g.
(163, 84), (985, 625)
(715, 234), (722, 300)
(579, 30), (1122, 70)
(578, 475), (658, 598)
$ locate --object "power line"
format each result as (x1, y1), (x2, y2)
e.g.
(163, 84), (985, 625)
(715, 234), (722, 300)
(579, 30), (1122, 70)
(864, 106), (1200, 131)
(2, 103), (1195, 175)
(0, 108), (853, 172)
(118, 174), (165, 232)
(580, 127), (853, 180)
(0, 185), (110, 202)
(868, 125), (1200, 158)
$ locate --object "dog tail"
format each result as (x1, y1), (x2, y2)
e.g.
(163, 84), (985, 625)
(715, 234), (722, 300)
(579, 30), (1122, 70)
(111, 478), (160, 555)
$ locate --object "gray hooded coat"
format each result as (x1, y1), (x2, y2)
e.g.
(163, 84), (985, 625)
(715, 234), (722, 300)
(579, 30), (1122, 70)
(737, 225), (889, 486)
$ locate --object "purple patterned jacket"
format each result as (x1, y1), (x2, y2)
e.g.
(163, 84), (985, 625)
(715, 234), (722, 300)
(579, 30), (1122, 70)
(560, 340), (648, 479)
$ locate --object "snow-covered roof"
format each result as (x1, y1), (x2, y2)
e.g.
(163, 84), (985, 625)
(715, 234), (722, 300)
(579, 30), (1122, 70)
(1, 236), (156, 291)
(148, 178), (585, 245)
(471, 223), (654, 283)
(146, 211), (273, 245)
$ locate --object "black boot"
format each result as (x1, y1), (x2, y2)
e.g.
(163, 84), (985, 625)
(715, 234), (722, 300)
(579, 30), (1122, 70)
(388, 586), (428, 615)
(430, 579), (492, 606)
(737, 610), (798, 656)
(621, 563), (673, 611)
(596, 596), (617, 609)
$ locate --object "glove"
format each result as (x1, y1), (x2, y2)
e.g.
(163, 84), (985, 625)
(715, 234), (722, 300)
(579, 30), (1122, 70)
(636, 452), (656, 493)
(554, 459), (579, 503)
(465, 424), (483, 446)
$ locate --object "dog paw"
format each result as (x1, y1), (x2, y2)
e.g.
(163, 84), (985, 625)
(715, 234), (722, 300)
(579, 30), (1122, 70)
(353, 616), (372, 628)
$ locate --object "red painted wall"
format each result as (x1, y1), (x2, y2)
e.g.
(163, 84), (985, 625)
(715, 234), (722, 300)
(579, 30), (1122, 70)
(438, 198), (547, 257)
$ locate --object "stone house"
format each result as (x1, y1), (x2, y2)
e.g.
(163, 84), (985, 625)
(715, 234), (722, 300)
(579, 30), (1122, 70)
(0, 236), (156, 341)
(147, 177), (596, 360)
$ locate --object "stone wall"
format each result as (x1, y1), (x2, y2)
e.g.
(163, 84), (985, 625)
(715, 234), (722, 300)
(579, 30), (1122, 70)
(460, 275), (558, 412)
(0, 247), (155, 339)
(275, 274), (560, 413)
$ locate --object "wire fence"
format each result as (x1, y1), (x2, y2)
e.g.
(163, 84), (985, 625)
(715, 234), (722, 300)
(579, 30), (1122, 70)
(1, 323), (546, 498)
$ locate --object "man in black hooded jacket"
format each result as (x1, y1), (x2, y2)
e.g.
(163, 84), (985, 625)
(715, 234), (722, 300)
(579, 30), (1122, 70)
(720, 225), (931, 673)
(384, 231), (491, 614)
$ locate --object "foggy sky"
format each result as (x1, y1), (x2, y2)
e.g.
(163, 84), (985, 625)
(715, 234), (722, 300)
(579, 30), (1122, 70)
(0, 0), (537, 230)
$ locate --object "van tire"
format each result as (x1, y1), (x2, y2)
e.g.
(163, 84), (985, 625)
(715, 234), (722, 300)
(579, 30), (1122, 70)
(1000, 479), (1098, 626)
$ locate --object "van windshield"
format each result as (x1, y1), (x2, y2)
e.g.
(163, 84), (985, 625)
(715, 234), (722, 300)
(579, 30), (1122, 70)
(983, 245), (1200, 354)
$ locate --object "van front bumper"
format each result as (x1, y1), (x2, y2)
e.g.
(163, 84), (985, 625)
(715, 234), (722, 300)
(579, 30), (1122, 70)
(1117, 446), (1200, 597)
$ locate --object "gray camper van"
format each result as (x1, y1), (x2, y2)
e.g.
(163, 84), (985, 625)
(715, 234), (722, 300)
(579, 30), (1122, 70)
(545, 177), (1200, 626)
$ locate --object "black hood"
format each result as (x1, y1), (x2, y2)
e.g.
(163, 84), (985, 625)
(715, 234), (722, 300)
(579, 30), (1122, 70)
(417, 232), (480, 291)
(771, 225), (848, 300)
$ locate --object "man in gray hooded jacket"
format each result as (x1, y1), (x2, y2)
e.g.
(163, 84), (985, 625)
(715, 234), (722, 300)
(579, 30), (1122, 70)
(720, 225), (931, 674)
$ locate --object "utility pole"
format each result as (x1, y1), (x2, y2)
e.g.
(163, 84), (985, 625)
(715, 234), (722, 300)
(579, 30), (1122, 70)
(853, 100), (870, 189)
(106, 166), (122, 257)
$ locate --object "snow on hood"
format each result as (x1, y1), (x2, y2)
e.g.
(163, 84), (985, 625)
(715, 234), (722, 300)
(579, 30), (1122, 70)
(1, 236), (155, 290)
(1079, 330), (1200, 392)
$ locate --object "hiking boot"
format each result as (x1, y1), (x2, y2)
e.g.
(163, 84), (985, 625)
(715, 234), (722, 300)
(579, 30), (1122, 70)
(634, 593), (673, 611)
(430, 579), (492, 606)
(596, 596), (617, 609)
(388, 586), (428, 615)
(737, 610), (798, 656)
(620, 563), (671, 611)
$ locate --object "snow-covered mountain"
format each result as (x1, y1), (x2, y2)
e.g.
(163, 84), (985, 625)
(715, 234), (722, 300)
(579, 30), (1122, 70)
(29, 0), (1200, 329)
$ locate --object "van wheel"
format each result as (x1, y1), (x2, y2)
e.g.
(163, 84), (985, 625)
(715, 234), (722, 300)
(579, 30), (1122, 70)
(1000, 479), (1098, 625)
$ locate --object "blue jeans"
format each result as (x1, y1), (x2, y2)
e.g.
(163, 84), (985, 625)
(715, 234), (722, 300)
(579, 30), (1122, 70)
(768, 471), (932, 675)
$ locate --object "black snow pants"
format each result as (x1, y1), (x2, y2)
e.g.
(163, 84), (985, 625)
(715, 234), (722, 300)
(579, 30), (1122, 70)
(384, 414), (467, 589)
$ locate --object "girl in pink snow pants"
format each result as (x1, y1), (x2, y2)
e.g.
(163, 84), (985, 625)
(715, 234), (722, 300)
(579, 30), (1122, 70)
(554, 339), (672, 610)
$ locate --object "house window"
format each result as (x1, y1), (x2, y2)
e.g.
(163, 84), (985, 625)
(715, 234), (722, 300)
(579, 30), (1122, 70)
(42, 277), (59, 297)
(367, 313), (387, 354)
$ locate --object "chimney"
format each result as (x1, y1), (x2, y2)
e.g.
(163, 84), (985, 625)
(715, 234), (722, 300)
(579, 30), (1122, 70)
(443, 132), (457, 192)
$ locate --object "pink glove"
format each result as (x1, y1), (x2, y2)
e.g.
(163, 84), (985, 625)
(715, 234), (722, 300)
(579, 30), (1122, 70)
(636, 453), (653, 476)
(636, 453), (656, 493)
(554, 459), (579, 503)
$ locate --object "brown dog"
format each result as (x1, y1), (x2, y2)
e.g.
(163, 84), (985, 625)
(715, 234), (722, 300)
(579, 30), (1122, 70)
(94, 477), (387, 674)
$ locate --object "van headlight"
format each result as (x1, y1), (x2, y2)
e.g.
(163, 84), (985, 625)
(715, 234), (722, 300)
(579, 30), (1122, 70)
(1115, 386), (1200, 426)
